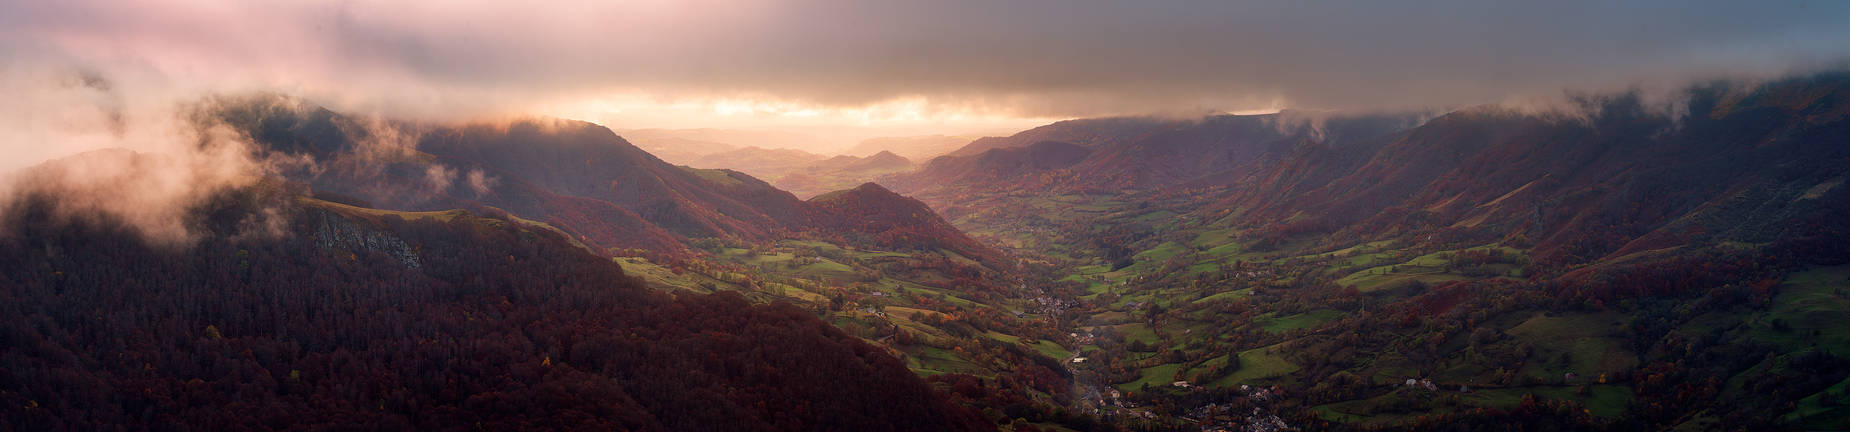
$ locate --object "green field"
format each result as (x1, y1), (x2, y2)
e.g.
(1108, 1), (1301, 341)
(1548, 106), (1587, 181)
(1334, 245), (1525, 291)
(1193, 289), (1250, 304)
(1119, 363), (1186, 392)
(1751, 265), (1850, 355)
(1259, 309), (1345, 333)
(1507, 312), (1636, 378)
(1209, 346), (1300, 387)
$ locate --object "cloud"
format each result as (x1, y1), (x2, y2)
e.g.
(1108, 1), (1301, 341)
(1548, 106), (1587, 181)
(466, 169), (495, 197)
(0, 65), (318, 246)
(2, 0), (1845, 123)
(424, 164), (457, 192)
(0, 125), (267, 247)
(0, 0), (1841, 242)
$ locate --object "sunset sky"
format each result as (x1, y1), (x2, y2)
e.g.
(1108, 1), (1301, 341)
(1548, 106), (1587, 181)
(3, 0), (1849, 158)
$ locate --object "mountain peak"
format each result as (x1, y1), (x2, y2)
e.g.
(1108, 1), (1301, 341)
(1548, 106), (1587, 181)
(805, 182), (1001, 265)
(851, 182), (895, 194)
(809, 182), (898, 203)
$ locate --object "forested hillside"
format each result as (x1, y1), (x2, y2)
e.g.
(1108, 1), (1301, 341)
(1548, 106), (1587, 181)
(0, 177), (989, 431)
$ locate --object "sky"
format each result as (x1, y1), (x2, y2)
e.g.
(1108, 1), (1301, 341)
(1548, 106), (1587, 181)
(2, 0), (1849, 158)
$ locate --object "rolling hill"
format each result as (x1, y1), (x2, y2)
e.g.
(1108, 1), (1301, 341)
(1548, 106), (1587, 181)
(0, 155), (992, 431)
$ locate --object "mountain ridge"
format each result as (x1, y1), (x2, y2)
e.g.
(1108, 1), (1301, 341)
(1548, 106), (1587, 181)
(208, 97), (996, 265)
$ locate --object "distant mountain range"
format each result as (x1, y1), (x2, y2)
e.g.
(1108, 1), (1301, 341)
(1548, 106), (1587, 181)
(843, 135), (975, 160)
(899, 71), (1850, 284)
(771, 151), (915, 199)
(211, 96), (999, 265)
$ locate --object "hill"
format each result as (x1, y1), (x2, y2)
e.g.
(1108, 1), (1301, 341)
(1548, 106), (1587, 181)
(0, 164), (991, 431)
(208, 96), (985, 266)
(888, 72), (1850, 430)
(894, 141), (1092, 191)
(944, 117), (1175, 157)
(686, 146), (830, 179)
(805, 183), (999, 265)
(845, 135), (974, 160)
(771, 151), (916, 198)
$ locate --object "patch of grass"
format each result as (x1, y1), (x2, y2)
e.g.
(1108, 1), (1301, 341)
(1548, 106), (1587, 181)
(1312, 389), (1455, 426)
(1107, 323), (1161, 346)
(1087, 311), (1134, 325)
(1193, 289), (1250, 304)
(909, 346), (986, 376)
(984, 331), (1021, 343)
(1334, 244), (1527, 291)
(1313, 405), (1371, 423)
(1508, 312), (1635, 377)
(735, 251), (796, 266)
(614, 257), (711, 292)
(1031, 340), (1073, 360)
(1789, 376), (1850, 429)
(1259, 309), (1345, 333)
(1118, 363), (1186, 393)
(1203, 242), (1245, 258)
(1134, 242), (1188, 264)
(763, 282), (827, 303)
(1191, 228), (1240, 248)
(792, 259), (854, 276)
(1751, 265), (1850, 355)
(1209, 346), (1300, 387)
(1336, 270), (1469, 292)
(1131, 210), (1178, 223)
(678, 166), (744, 186)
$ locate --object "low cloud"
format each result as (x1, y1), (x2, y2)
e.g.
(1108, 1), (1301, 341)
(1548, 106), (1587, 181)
(424, 164), (457, 192)
(466, 169), (495, 197)
(0, 0), (1846, 238)
(0, 66), (314, 246)
(0, 124), (266, 247)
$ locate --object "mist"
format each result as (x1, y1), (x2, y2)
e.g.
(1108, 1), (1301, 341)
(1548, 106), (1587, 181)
(2, 0), (1847, 243)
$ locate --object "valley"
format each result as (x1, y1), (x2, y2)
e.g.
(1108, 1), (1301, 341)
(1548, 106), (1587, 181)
(869, 73), (1850, 430)
(249, 70), (1847, 431)
(7, 3), (1850, 431)
(4, 78), (1848, 431)
(196, 73), (1850, 431)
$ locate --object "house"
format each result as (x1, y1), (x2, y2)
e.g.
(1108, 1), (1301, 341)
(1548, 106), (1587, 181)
(1172, 381), (1192, 388)
(1072, 357), (1088, 363)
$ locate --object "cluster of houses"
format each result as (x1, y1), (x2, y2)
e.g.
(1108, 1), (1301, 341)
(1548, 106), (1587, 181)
(1238, 412), (1292, 432)
(1402, 378), (1439, 391)
(1185, 388), (1294, 432)
(1400, 378), (1473, 393)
